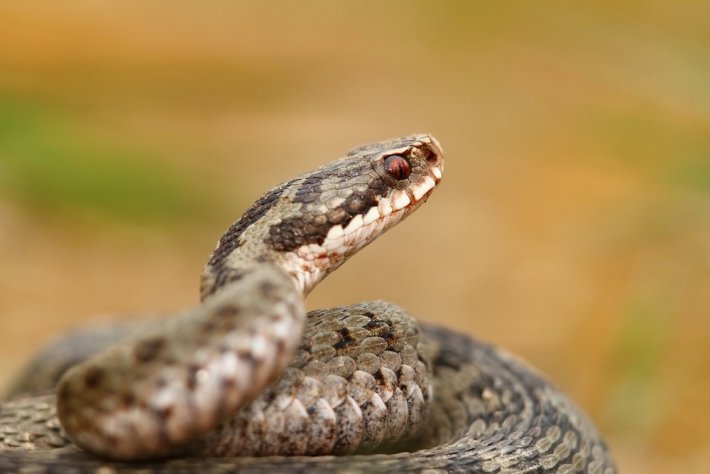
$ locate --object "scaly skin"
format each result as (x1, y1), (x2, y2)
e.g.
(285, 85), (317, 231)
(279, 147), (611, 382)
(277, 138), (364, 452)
(0, 135), (615, 472)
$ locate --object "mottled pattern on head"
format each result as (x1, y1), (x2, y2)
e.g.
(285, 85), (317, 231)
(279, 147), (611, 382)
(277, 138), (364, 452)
(202, 134), (444, 297)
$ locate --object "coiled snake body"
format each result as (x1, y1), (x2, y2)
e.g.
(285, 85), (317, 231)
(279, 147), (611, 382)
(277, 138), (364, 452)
(0, 135), (615, 472)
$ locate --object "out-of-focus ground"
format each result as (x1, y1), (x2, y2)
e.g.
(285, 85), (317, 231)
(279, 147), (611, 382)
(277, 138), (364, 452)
(0, 1), (708, 472)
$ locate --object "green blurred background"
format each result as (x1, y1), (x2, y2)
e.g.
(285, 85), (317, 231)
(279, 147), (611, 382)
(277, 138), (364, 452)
(0, 1), (708, 472)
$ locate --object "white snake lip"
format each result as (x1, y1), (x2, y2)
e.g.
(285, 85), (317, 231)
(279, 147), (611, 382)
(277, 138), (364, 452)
(403, 171), (440, 208)
(412, 176), (437, 201)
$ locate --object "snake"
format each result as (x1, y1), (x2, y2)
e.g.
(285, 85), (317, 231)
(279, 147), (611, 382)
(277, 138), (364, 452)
(0, 134), (615, 473)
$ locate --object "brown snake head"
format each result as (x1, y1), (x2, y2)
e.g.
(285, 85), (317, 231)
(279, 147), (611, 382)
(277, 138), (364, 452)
(202, 133), (444, 297)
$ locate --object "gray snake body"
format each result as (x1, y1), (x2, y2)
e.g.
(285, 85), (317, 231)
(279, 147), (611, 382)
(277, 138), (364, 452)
(0, 135), (615, 472)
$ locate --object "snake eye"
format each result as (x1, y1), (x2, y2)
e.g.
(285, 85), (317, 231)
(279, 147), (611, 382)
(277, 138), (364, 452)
(384, 155), (411, 180)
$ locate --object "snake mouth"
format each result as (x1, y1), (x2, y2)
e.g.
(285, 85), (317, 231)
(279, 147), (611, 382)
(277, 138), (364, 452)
(331, 156), (443, 249)
(290, 168), (442, 294)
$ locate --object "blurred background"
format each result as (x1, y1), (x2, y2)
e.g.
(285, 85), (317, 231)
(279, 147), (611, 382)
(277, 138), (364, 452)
(0, 1), (708, 472)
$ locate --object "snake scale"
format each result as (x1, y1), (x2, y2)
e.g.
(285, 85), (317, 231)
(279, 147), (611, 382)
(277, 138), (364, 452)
(0, 134), (615, 473)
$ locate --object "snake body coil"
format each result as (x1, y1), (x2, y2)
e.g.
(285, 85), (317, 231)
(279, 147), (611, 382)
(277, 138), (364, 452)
(0, 135), (615, 472)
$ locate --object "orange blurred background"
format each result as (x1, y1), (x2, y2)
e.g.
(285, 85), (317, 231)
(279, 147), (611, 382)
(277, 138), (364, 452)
(0, 2), (708, 472)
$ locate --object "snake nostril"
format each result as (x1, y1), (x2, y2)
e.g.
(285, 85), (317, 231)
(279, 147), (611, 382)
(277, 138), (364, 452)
(424, 148), (438, 165)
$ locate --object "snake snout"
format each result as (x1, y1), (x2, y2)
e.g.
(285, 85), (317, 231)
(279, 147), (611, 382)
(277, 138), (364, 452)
(418, 134), (444, 184)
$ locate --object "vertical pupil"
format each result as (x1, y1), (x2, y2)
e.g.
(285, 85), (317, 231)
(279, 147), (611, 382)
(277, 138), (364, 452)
(385, 155), (411, 180)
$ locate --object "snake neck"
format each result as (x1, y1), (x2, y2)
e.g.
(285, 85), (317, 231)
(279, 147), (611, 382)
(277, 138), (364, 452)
(201, 257), (303, 302)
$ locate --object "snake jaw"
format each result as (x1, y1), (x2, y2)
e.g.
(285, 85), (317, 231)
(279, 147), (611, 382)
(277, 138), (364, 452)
(286, 191), (441, 296)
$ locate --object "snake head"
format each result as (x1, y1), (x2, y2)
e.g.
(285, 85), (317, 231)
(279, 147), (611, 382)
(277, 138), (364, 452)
(203, 134), (444, 296)
(279, 133), (445, 293)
